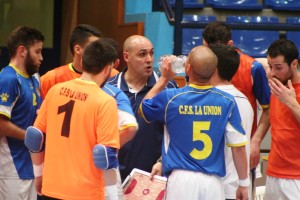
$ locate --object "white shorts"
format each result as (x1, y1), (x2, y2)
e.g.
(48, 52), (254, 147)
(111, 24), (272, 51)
(104, 168), (124, 200)
(0, 178), (36, 200)
(165, 170), (224, 200)
(265, 176), (300, 200)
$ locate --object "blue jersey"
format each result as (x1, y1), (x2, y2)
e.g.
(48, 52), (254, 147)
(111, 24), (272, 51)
(0, 65), (42, 179)
(140, 84), (246, 177)
(251, 61), (270, 106)
(103, 84), (137, 130)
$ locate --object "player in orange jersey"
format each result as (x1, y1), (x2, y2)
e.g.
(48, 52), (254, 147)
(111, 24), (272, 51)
(25, 39), (120, 200)
(40, 25), (137, 200)
(265, 39), (300, 200)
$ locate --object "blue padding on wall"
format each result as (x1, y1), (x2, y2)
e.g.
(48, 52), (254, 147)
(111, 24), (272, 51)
(206, 0), (263, 10)
(264, 0), (300, 11)
(181, 15), (217, 55)
(286, 17), (300, 59)
(226, 16), (279, 58)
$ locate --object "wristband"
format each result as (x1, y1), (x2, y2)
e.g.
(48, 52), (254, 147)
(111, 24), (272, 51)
(33, 163), (44, 177)
(239, 178), (250, 187)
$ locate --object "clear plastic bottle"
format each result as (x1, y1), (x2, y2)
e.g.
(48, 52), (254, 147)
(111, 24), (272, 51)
(158, 55), (187, 73)
(171, 55), (187, 73)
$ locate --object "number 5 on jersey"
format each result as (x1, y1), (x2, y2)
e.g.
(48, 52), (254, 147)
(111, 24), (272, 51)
(190, 121), (212, 160)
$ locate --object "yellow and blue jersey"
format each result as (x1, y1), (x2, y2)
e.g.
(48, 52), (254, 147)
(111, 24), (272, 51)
(0, 65), (41, 179)
(140, 84), (246, 177)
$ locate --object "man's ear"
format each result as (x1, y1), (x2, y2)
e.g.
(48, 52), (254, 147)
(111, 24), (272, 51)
(74, 44), (82, 56)
(185, 63), (191, 76)
(291, 58), (299, 71)
(104, 64), (112, 75)
(114, 59), (120, 69)
(227, 40), (234, 47)
(17, 45), (27, 58)
(123, 51), (129, 63)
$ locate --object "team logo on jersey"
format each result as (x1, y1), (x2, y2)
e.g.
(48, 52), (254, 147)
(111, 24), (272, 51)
(0, 93), (9, 102)
(30, 82), (34, 89)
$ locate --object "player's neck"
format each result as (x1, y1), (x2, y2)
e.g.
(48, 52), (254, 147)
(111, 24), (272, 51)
(80, 73), (102, 86)
(189, 81), (210, 86)
(9, 58), (27, 76)
(291, 71), (300, 84)
(72, 57), (83, 73)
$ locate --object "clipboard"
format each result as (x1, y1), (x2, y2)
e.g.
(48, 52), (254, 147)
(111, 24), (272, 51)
(122, 168), (167, 200)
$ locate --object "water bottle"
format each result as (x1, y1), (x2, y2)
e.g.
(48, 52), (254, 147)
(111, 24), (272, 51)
(171, 55), (187, 73)
(158, 55), (187, 73)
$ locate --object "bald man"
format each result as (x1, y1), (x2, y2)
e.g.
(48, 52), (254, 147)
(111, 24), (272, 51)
(107, 35), (178, 181)
(139, 46), (249, 199)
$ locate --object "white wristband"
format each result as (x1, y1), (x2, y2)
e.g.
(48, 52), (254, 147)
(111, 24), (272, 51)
(239, 178), (250, 187)
(33, 163), (44, 177)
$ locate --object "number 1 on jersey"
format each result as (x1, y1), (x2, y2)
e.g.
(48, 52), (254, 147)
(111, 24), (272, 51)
(58, 100), (75, 137)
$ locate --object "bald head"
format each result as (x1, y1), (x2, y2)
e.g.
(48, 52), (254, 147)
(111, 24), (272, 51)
(123, 35), (153, 52)
(187, 46), (218, 82)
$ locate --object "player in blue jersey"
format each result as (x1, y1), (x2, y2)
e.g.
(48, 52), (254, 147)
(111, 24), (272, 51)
(139, 46), (249, 199)
(0, 26), (44, 200)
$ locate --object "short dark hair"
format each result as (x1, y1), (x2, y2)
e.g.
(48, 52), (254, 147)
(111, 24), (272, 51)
(210, 44), (240, 81)
(202, 21), (231, 45)
(101, 37), (119, 53)
(82, 39), (118, 74)
(7, 26), (44, 57)
(69, 24), (103, 55)
(267, 39), (299, 66)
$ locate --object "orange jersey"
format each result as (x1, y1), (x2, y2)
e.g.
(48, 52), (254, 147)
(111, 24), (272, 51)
(34, 78), (119, 199)
(111, 68), (119, 77)
(41, 64), (79, 99)
(231, 50), (271, 137)
(267, 83), (300, 179)
(41, 63), (119, 99)
(231, 52), (257, 136)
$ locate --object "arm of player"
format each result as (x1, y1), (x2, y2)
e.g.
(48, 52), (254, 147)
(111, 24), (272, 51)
(250, 61), (271, 169)
(250, 106), (270, 169)
(0, 115), (26, 140)
(31, 151), (45, 196)
(24, 126), (46, 195)
(143, 56), (176, 100)
(119, 126), (137, 147)
(232, 145), (249, 200)
(93, 144), (118, 169)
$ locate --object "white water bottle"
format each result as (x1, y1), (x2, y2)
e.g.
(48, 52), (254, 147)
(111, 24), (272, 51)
(158, 55), (187, 73)
(171, 55), (187, 73)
